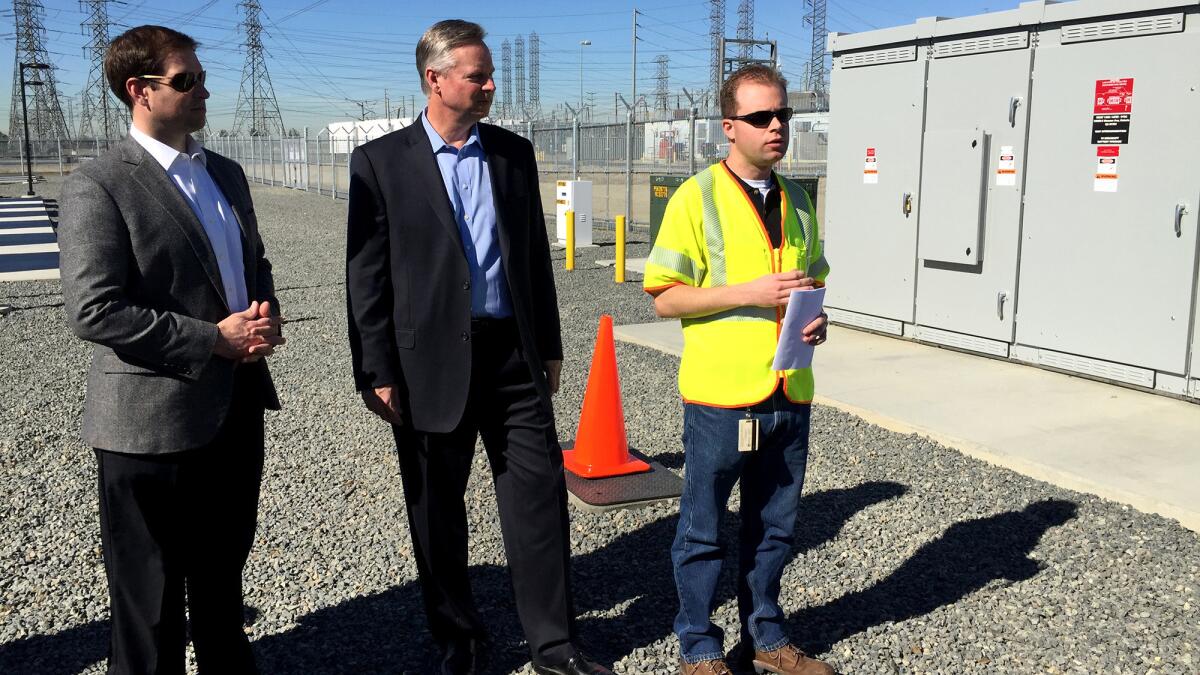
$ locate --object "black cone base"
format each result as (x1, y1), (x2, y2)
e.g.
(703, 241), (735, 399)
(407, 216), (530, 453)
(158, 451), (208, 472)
(561, 442), (683, 509)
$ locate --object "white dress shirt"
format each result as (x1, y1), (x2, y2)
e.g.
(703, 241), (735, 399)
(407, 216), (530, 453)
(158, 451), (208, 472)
(129, 125), (249, 312)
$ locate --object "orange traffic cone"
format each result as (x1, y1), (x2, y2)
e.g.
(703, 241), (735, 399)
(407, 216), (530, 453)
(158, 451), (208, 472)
(562, 315), (652, 479)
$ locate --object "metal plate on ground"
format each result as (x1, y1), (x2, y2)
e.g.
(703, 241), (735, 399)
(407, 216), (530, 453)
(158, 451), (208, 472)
(562, 443), (682, 510)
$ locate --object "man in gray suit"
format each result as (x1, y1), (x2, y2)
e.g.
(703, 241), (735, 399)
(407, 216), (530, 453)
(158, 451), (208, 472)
(57, 25), (284, 675)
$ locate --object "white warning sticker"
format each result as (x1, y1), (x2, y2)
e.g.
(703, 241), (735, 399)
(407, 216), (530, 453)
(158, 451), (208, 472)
(1094, 146), (1119, 193)
(996, 145), (1017, 187)
(863, 147), (878, 184)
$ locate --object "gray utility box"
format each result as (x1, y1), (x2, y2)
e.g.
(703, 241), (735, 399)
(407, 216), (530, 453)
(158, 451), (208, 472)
(824, 0), (1200, 399)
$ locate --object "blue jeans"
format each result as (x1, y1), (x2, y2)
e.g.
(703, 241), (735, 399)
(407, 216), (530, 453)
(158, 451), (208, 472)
(672, 388), (812, 663)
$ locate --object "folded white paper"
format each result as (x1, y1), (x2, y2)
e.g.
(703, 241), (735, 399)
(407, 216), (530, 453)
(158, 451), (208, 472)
(771, 287), (826, 371)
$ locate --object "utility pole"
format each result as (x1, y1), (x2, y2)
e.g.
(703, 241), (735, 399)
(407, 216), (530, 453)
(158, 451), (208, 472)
(79, 0), (126, 141)
(8, 0), (72, 148)
(347, 99), (376, 121)
(805, 0), (829, 94)
(233, 0), (285, 135)
(710, 0), (725, 114)
(631, 9), (639, 123)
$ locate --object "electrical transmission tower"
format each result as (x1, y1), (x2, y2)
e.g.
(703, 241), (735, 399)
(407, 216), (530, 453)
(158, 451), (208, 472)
(78, 0), (126, 141)
(8, 0), (72, 148)
(737, 0), (754, 59)
(805, 0), (828, 94)
(500, 39), (512, 119)
(528, 32), (540, 116)
(232, 0), (285, 136)
(514, 34), (526, 116)
(709, 0), (725, 112)
(654, 55), (669, 111)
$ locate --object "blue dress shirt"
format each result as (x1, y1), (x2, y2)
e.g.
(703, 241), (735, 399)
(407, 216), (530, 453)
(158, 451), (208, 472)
(420, 111), (513, 318)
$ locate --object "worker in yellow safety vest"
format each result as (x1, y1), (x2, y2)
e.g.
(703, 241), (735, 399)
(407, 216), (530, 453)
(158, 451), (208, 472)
(643, 64), (834, 675)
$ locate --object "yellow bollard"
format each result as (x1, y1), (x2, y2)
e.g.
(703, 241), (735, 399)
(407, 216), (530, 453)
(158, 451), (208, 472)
(565, 210), (575, 271)
(615, 215), (626, 283)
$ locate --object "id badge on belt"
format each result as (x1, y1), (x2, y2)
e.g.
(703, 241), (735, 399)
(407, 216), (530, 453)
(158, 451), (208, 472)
(738, 414), (759, 453)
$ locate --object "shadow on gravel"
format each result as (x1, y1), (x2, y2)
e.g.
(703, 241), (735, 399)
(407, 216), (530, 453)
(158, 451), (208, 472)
(0, 620), (108, 675)
(571, 480), (909, 667)
(0, 482), (906, 674)
(786, 498), (1079, 655)
(253, 481), (906, 673)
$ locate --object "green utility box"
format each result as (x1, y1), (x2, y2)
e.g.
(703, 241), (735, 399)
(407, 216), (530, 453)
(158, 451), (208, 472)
(649, 175), (688, 245)
(650, 174), (821, 245)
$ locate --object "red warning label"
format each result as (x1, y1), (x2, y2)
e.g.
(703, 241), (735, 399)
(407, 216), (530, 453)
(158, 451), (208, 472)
(1094, 78), (1134, 114)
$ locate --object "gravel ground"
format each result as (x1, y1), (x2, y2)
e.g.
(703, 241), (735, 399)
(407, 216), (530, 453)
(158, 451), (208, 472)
(1, 176), (1197, 675)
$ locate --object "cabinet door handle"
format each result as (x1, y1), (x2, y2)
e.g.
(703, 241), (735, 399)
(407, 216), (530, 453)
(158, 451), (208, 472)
(1008, 97), (1022, 127)
(1176, 202), (1190, 238)
(997, 291), (1008, 320)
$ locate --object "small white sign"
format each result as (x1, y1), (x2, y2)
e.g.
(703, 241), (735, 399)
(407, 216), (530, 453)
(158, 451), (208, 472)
(1094, 147), (1119, 193)
(863, 147), (878, 185)
(996, 145), (1017, 186)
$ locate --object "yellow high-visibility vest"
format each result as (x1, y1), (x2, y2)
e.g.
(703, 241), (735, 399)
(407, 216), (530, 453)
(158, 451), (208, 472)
(644, 162), (829, 407)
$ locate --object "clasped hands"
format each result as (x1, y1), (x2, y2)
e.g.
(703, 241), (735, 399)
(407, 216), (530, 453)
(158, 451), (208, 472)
(214, 300), (287, 362)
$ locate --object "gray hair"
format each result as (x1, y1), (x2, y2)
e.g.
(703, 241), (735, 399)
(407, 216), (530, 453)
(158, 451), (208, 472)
(416, 19), (487, 95)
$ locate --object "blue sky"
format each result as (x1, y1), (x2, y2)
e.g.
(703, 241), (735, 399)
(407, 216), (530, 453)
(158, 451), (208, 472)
(3, 0), (1004, 133)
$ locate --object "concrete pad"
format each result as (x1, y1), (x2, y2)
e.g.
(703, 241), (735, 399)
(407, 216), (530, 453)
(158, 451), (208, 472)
(596, 257), (647, 275)
(614, 321), (1200, 532)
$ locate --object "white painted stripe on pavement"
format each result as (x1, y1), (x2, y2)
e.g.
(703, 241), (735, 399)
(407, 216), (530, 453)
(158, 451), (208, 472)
(0, 268), (59, 281)
(0, 243), (58, 254)
(0, 215), (50, 223)
(0, 227), (54, 235)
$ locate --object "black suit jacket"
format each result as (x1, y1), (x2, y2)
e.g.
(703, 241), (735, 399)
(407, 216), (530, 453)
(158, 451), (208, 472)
(345, 121), (562, 433)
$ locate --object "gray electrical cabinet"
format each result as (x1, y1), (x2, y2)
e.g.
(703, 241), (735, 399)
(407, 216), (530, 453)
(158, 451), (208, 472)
(825, 0), (1200, 399)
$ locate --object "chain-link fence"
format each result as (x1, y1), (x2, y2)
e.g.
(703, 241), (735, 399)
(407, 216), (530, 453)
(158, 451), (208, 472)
(2, 114), (828, 227)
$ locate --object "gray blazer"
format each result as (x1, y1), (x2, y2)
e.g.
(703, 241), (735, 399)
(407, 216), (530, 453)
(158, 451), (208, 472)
(58, 136), (281, 454)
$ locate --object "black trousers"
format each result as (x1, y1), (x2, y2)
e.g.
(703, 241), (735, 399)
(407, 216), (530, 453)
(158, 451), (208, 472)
(393, 319), (575, 666)
(95, 371), (265, 675)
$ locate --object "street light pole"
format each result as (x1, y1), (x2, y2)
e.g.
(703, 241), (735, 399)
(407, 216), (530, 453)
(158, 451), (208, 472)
(578, 40), (591, 117)
(18, 63), (50, 198)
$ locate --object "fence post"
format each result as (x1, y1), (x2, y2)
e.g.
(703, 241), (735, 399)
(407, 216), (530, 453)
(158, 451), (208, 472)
(303, 127), (310, 191)
(625, 109), (634, 228)
(317, 130), (324, 197)
(572, 116), (580, 179)
(57, 137), (63, 176)
(688, 107), (697, 176)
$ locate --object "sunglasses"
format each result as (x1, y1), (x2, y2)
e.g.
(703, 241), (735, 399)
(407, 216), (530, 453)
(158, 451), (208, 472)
(727, 107), (794, 128)
(138, 70), (206, 93)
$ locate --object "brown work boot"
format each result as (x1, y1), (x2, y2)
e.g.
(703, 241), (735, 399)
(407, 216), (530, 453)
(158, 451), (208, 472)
(751, 644), (835, 675)
(680, 657), (734, 675)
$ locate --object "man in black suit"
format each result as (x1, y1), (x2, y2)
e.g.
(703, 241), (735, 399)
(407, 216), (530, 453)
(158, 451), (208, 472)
(345, 19), (612, 675)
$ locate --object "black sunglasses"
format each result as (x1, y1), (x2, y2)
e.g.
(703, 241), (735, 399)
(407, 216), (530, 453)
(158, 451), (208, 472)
(727, 107), (794, 128)
(139, 70), (206, 93)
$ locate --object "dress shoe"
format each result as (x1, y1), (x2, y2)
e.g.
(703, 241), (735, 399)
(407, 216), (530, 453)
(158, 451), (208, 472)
(532, 651), (614, 675)
(438, 638), (486, 675)
(750, 644), (835, 675)
(680, 657), (734, 674)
